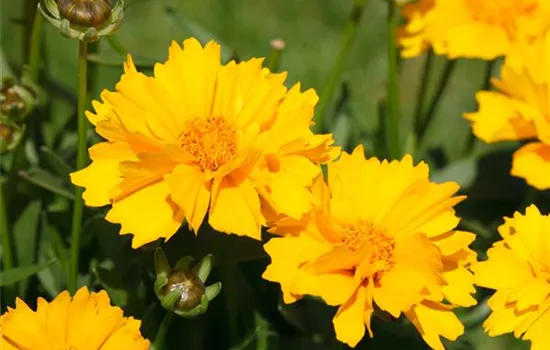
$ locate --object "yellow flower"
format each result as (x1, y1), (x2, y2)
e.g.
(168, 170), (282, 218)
(398, 0), (550, 59)
(262, 146), (477, 349)
(0, 287), (149, 349)
(472, 205), (550, 350)
(464, 31), (550, 189)
(70, 38), (339, 248)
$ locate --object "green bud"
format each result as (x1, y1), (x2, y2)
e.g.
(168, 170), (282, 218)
(38, 0), (124, 42)
(154, 248), (222, 318)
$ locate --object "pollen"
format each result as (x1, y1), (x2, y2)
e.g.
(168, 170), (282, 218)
(179, 116), (237, 171)
(343, 220), (396, 279)
(465, 0), (539, 35)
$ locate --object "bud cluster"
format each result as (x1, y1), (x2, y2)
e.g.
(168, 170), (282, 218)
(0, 77), (39, 153)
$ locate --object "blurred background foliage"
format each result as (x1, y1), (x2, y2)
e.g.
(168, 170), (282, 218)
(1, 0), (548, 349)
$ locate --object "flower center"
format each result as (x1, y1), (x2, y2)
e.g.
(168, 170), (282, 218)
(179, 116), (237, 171)
(465, 0), (538, 35)
(343, 221), (396, 278)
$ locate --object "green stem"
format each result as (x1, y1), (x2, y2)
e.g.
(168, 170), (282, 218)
(0, 178), (13, 270)
(267, 39), (285, 73)
(151, 311), (174, 350)
(68, 41), (88, 294)
(413, 50), (434, 136)
(417, 59), (457, 145)
(314, 0), (369, 132)
(28, 10), (44, 81)
(385, 0), (401, 160)
(482, 59), (496, 91)
(106, 35), (128, 56)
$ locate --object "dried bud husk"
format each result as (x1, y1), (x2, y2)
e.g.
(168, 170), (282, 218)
(38, 0), (124, 42)
(1, 77), (38, 121)
(154, 248), (222, 318)
(0, 120), (25, 154)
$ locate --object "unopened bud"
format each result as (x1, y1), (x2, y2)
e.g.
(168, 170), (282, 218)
(154, 248), (222, 318)
(38, 0), (124, 42)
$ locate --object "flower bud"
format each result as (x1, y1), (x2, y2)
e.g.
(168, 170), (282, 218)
(38, 0), (124, 42)
(154, 248), (222, 318)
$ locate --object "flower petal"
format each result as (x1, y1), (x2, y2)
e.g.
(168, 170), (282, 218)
(165, 164), (211, 233)
(209, 174), (264, 240)
(105, 180), (183, 248)
(333, 283), (367, 348)
(511, 142), (550, 190)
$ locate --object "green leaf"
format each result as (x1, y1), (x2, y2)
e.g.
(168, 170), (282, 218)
(91, 259), (129, 307)
(13, 200), (42, 296)
(18, 167), (74, 199)
(40, 146), (73, 179)
(1, 259), (56, 286)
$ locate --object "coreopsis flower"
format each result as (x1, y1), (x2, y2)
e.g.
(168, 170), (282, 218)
(472, 205), (550, 350)
(262, 146), (477, 349)
(0, 287), (149, 349)
(398, 0), (550, 59)
(70, 38), (338, 248)
(464, 31), (550, 189)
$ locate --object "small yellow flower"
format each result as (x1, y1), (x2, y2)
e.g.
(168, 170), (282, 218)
(472, 205), (550, 350)
(70, 38), (339, 248)
(398, 0), (550, 59)
(465, 31), (550, 189)
(262, 146), (477, 349)
(0, 287), (149, 349)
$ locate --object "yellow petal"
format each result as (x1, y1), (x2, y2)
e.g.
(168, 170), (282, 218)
(464, 91), (537, 143)
(209, 174), (264, 240)
(106, 180), (183, 248)
(373, 233), (444, 317)
(292, 269), (355, 306)
(70, 142), (136, 207)
(405, 301), (464, 350)
(472, 243), (535, 290)
(333, 283), (367, 348)
(165, 164), (211, 233)
(511, 142), (550, 190)
(263, 235), (331, 303)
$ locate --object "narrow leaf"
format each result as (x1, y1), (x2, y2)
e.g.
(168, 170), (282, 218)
(18, 168), (74, 199)
(1, 259), (56, 286)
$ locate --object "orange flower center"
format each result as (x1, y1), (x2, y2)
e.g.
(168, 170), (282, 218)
(180, 116), (237, 170)
(465, 0), (538, 35)
(343, 221), (396, 278)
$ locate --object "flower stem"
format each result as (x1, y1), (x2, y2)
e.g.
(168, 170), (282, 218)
(413, 50), (434, 136)
(417, 59), (457, 146)
(151, 311), (174, 350)
(385, 0), (402, 160)
(267, 39), (285, 73)
(315, 0), (369, 133)
(0, 177), (13, 270)
(68, 41), (89, 294)
(28, 10), (44, 81)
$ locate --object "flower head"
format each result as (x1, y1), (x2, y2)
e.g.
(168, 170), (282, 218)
(262, 146), (477, 349)
(0, 287), (150, 349)
(70, 37), (338, 248)
(398, 0), (550, 59)
(464, 30), (550, 189)
(472, 205), (550, 350)
(38, 0), (124, 42)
